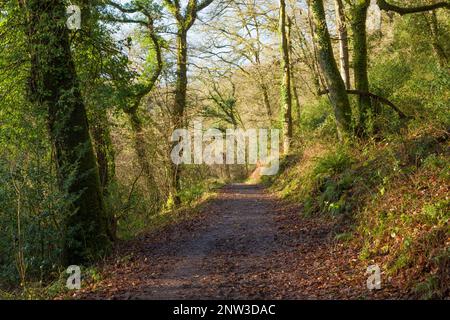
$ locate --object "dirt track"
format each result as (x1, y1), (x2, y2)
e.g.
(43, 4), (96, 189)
(73, 184), (404, 300)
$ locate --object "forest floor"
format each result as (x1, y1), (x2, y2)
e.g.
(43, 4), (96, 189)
(70, 184), (407, 300)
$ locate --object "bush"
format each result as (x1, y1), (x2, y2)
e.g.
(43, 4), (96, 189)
(0, 150), (73, 288)
(299, 97), (338, 137)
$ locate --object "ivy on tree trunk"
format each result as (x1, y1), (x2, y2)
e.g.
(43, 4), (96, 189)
(350, 0), (373, 136)
(25, 0), (113, 264)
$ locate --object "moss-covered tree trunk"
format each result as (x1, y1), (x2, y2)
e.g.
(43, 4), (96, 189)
(350, 0), (372, 135)
(25, 0), (112, 264)
(279, 0), (293, 154)
(310, 0), (352, 138)
(174, 29), (188, 129)
(164, 0), (214, 206)
(171, 28), (188, 206)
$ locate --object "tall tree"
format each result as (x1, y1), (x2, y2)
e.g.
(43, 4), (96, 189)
(287, 16), (302, 127)
(104, 1), (164, 207)
(23, 0), (113, 263)
(280, 0), (293, 154)
(163, 0), (215, 205)
(350, 0), (372, 135)
(334, 0), (351, 89)
(309, 0), (352, 138)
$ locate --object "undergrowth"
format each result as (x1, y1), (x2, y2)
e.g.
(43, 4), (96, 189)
(266, 123), (449, 299)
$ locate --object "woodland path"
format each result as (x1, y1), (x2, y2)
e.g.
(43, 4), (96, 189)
(73, 184), (403, 300)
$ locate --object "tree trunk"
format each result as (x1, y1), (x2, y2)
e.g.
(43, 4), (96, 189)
(26, 0), (112, 264)
(171, 28), (188, 206)
(287, 17), (301, 129)
(292, 77), (301, 127)
(334, 0), (351, 89)
(310, 0), (352, 138)
(351, 0), (372, 135)
(163, 0), (215, 206)
(279, 0), (293, 154)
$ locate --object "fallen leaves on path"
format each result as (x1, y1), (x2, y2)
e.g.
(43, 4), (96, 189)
(69, 184), (407, 300)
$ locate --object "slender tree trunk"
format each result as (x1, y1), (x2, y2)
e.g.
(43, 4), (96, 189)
(280, 0), (293, 154)
(292, 77), (301, 127)
(163, 0), (215, 206)
(174, 29), (188, 129)
(222, 153), (231, 181)
(171, 28), (188, 206)
(334, 0), (351, 89)
(351, 0), (372, 135)
(310, 0), (352, 138)
(287, 17), (301, 128)
(26, 0), (112, 263)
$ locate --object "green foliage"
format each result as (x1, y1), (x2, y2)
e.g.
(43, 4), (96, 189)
(369, 12), (450, 131)
(312, 148), (353, 178)
(268, 116), (449, 295)
(179, 167), (225, 206)
(299, 97), (338, 137)
(0, 10), (74, 285)
(0, 144), (74, 288)
(304, 148), (354, 215)
(423, 154), (450, 180)
(420, 200), (449, 228)
(111, 166), (225, 240)
(267, 143), (356, 216)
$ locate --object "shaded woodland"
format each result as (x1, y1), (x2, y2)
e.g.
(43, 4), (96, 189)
(0, 0), (448, 299)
